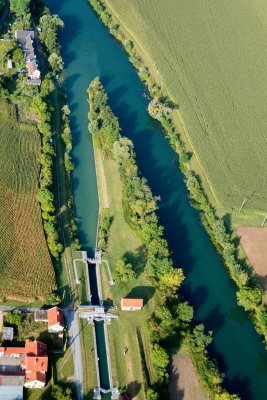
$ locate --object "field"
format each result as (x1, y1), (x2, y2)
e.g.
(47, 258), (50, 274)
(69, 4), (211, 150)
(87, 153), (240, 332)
(104, 0), (267, 215)
(169, 350), (208, 400)
(236, 227), (267, 288)
(0, 99), (55, 301)
(94, 144), (159, 399)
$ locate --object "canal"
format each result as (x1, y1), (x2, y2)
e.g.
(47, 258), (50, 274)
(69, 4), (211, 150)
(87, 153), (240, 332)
(47, 0), (267, 398)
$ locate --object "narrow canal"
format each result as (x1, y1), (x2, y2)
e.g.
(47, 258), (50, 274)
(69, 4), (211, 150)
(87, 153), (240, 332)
(47, 0), (267, 398)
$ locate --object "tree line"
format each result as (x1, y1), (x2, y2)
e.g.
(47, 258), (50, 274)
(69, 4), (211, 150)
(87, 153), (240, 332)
(88, 77), (239, 400)
(88, 0), (267, 348)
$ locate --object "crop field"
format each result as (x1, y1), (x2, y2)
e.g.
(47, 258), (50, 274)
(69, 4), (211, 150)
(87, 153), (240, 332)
(0, 100), (56, 301)
(104, 0), (267, 215)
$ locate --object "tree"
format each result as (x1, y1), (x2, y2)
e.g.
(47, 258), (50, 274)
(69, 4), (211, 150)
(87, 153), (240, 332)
(48, 53), (64, 74)
(12, 48), (24, 65)
(5, 311), (23, 326)
(176, 301), (194, 323)
(114, 257), (136, 282)
(159, 268), (185, 294)
(10, 0), (30, 15)
(236, 287), (262, 311)
(152, 344), (169, 370)
(39, 14), (64, 54)
(148, 98), (171, 121)
(146, 388), (159, 400)
(215, 393), (240, 400)
(45, 292), (60, 306)
(190, 324), (212, 352)
(52, 385), (73, 400)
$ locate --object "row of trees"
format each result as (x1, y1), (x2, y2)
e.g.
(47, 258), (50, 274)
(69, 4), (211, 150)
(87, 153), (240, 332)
(88, 0), (267, 345)
(87, 77), (238, 400)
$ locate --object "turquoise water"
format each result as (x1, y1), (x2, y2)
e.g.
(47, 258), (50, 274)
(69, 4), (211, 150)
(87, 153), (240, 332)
(47, 0), (267, 398)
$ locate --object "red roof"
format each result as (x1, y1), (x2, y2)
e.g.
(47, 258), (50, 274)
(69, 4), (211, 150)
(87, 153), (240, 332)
(26, 356), (48, 372)
(26, 371), (46, 384)
(121, 298), (143, 308)
(48, 307), (64, 328)
(25, 340), (47, 356)
(0, 347), (25, 355)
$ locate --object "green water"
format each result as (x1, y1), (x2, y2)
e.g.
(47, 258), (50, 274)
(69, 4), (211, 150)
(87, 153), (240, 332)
(47, 0), (267, 398)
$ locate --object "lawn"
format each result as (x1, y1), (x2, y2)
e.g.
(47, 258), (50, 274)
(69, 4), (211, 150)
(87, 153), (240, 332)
(95, 144), (159, 398)
(0, 99), (55, 301)
(104, 0), (267, 217)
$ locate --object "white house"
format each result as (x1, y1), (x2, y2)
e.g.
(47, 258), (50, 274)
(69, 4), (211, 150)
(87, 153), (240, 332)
(121, 298), (143, 311)
(47, 307), (64, 333)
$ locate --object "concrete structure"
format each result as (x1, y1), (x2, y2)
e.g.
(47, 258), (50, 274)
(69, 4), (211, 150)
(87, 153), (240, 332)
(15, 30), (41, 85)
(121, 298), (143, 311)
(0, 340), (48, 390)
(48, 307), (64, 333)
(2, 327), (14, 341)
(7, 60), (12, 69)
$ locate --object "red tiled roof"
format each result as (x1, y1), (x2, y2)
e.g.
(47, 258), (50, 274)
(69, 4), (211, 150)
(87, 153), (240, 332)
(26, 371), (46, 384)
(25, 340), (47, 356)
(121, 298), (143, 308)
(48, 307), (64, 328)
(26, 356), (48, 372)
(0, 347), (25, 355)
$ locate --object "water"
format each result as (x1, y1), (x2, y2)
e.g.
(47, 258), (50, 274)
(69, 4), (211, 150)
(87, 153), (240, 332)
(47, 0), (267, 398)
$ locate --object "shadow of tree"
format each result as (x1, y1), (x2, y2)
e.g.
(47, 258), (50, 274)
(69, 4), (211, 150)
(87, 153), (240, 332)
(123, 245), (146, 277)
(126, 286), (155, 306)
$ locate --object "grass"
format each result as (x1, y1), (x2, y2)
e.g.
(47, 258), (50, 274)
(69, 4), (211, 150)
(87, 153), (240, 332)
(104, 0), (267, 217)
(94, 143), (159, 398)
(0, 99), (55, 301)
(24, 385), (52, 400)
(79, 319), (98, 399)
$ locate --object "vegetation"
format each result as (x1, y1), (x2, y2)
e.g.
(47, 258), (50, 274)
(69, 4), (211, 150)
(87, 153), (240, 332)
(88, 77), (238, 399)
(0, 99), (56, 301)
(88, 0), (267, 346)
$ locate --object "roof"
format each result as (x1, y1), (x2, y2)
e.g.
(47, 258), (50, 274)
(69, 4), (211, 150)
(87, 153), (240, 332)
(2, 328), (14, 341)
(121, 298), (143, 308)
(0, 385), (23, 400)
(25, 341), (47, 357)
(25, 371), (46, 384)
(48, 307), (64, 328)
(26, 356), (48, 372)
(0, 348), (25, 356)
(34, 310), (48, 322)
(0, 373), (25, 386)
(15, 30), (34, 42)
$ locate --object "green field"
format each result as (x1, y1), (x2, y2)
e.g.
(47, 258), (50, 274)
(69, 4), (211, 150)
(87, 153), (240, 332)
(104, 0), (267, 216)
(0, 99), (55, 300)
(95, 145), (159, 399)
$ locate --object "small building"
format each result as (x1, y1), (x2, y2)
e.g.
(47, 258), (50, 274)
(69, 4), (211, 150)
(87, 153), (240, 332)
(34, 310), (48, 323)
(47, 307), (64, 333)
(2, 328), (14, 341)
(7, 60), (12, 69)
(121, 298), (143, 311)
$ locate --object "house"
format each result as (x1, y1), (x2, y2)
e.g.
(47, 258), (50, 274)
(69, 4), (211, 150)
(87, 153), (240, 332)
(120, 298), (143, 311)
(0, 340), (48, 392)
(47, 307), (64, 333)
(14, 30), (41, 85)
(34, 310), (48, 322)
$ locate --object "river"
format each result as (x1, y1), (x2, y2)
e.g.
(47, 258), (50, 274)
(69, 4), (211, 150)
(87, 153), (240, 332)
(47, 0), (267, 398)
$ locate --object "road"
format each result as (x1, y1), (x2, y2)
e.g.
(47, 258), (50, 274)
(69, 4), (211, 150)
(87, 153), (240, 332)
(0, 0), (9, 32)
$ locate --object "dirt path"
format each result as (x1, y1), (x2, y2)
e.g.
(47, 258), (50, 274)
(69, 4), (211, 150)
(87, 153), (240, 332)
(169, 350), (208, 400)
(237, 227), (267, 288)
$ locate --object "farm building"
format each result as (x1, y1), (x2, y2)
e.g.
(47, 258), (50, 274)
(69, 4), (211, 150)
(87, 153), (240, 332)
(15, 30), (41, 85)
(47, 307), (64, 333)
(0, 340), (48, 393)
(34, 310), (48, 322)
(121, 298), (143, 311)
